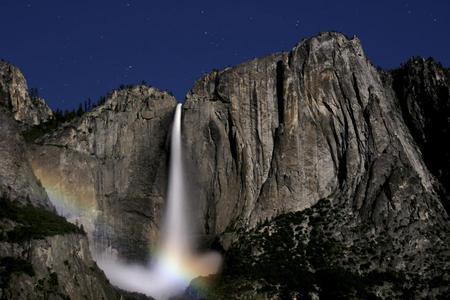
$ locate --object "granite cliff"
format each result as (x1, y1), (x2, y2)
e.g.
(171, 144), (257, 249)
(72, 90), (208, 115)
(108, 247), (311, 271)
(183, 32), (447, 236)
(1, 32), (449, 298)
(180, 33), (450, 297)
(0, 64), (150, 300)
(0, 61), (52, 126)
(30, 86), (177, 261)
(392, 58), (450, 213)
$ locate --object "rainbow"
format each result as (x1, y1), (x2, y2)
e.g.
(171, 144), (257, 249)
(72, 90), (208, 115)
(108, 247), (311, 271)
(152, 247), (222, 288)
(30, 148), (222, 299)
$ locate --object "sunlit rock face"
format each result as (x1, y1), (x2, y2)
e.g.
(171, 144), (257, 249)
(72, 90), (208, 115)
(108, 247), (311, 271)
(0, 60), (53, 126)
(183, 32), (446, 240)
(30, 86), (177, 261)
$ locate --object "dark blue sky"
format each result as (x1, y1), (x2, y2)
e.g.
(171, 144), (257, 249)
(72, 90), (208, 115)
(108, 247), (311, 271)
(1, 0), (449, 110)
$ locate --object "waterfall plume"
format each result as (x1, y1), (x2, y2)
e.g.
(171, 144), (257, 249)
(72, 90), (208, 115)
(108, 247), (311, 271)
(95, 103), (221, 300)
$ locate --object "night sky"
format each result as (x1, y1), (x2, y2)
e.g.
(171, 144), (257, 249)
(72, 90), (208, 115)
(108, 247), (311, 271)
(1, 0), (449, 110)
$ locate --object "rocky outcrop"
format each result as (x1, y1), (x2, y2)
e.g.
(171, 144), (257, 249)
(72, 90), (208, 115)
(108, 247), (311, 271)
(0, 195), (151, 300)
(181, 32), (450, 297)
(0, 64), (151, 299)
(392, 58), (450, 212)
(0, 60), (51, 208)
(183, 32), (446, 236)
(30, 86), (177, 261)
(0, 110), (51, 209)
(8, 31), (449, 298)
(0, 61), (53, 126)
(1, 225), (118, 300)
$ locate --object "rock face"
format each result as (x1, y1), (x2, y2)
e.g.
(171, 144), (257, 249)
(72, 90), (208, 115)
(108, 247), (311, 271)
(0, 196), (149, 299)
(0, 64), (149, 299)
(0, 110), (51, 209)
(183, 32), (446, 235)
(392, 58), (450, 213)
(30, 86), (177, 261)
(0, 61), (53, 126)
(4, 32), (450, 298)
(181, 32), (450, 297)
(0, 225), (122, 300)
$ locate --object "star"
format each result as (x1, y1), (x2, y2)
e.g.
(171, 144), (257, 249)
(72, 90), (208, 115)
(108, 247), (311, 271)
(209, 41), (220, 48)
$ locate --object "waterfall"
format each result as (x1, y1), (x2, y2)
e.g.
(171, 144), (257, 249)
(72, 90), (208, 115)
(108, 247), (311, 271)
(95, 103), (221, 300)
(162, 103), (190, 259)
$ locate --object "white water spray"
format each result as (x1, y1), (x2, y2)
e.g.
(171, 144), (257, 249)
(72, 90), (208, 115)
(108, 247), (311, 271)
(96, 103), (221, 300)
(162, 103), (190, 258)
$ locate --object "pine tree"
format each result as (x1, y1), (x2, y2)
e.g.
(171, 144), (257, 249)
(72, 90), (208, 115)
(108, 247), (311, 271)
(29, 87), (39, 100)
(76, 103), (84, 116)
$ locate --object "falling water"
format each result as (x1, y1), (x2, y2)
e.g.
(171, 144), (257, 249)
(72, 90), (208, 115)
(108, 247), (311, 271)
(95, 103), (221, 300)
(162, 103), (190, 258)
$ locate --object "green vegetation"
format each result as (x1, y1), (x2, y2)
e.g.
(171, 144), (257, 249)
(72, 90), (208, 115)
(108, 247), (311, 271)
(14, 75), (180, 138)
(22, 118), (65, 143)
(23, 82), (173, 143)
(0, 196), (83, 243)
(207, 199), (450, 299)
(0, 257), (34, 288)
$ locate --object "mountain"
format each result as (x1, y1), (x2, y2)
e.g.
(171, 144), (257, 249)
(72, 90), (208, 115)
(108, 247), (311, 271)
(183, 31), (448, 236)
(1, 32), (450, 299)
(181, 32), (450, 298)
(0, 61), (52, 126)
(392, 58), (450, 213)
(29, 86), (176, 261)
(0, 109), (50, 209)
(0, 63), (150, 299)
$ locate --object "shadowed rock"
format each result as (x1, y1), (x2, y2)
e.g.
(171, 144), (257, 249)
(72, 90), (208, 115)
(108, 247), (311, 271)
(0, 109), (51, 209)
(30, 86), (177, 261)
(392, 58), (450, 213)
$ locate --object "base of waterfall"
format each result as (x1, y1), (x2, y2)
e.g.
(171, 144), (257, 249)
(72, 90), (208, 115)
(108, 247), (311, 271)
(94, 104), (223, 299)
(95, 250), (222, 300)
